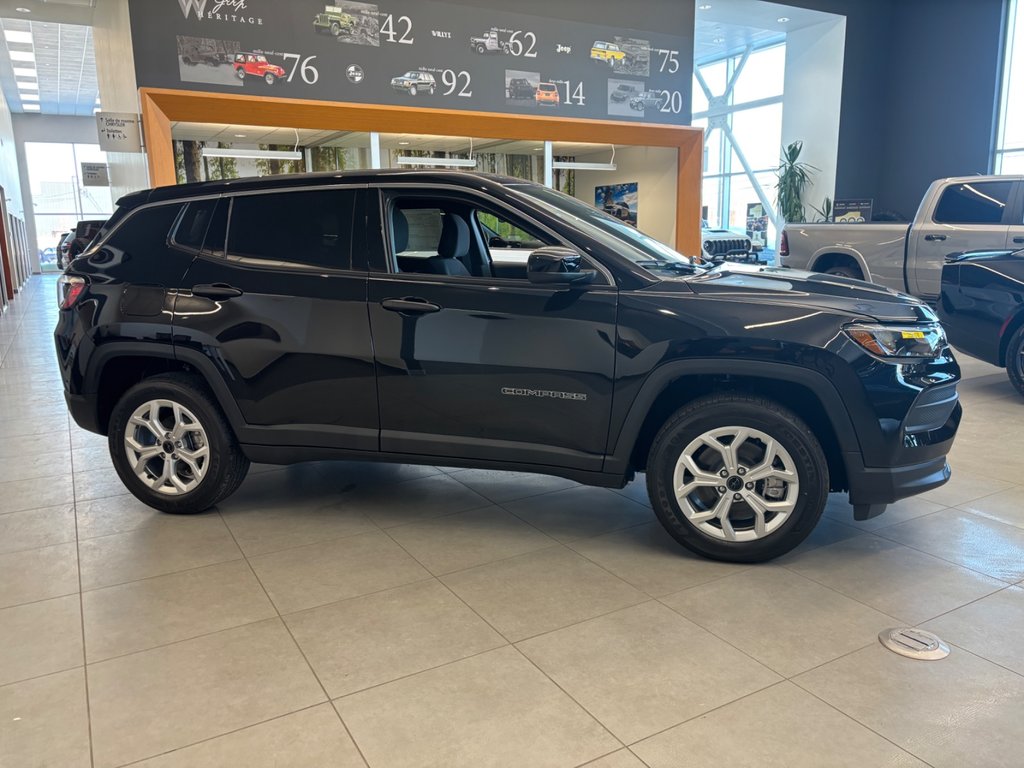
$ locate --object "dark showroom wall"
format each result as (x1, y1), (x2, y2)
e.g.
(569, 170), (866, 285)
(785, 0), (1006, 219)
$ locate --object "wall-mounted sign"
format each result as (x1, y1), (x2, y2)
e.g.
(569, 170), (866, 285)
(596, 182), (638, 226)
(128, 0), (694, 125)
(834, 198), (874, 223)
(745, 202), (768, 249)
(96, 112), (143, 153)
(81, 162), (110, 187)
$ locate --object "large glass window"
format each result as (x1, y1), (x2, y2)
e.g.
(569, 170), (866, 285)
(25, 141), (114, 271)
(693, 43), (786, 252)
(996, 0), (1024, 171)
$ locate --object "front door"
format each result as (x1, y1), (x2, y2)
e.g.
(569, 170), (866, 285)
(909, 179), (1015, 298)
(367, 188), (617, 470)
(173, 187), (378, 451)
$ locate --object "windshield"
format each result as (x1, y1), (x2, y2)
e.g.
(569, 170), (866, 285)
(538, 83), (555, 91)
(403, 72), (416, 78)
(508, 183), (702, 277)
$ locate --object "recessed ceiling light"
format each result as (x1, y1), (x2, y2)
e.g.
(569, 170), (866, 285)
(777, 16), (790, 22)
(24, 104), (40, 110)
(533, 146), (543, 151)
(698, 3), (712, 8)
(398, 141), (410, 145)
(20, 94), (38, 101)
(9, 51), (35, 63)
(4, 30), (33, 44)
(15, 7), (31, 13)
(12, 66), (35, 77)
(234, 133), (247, 137)
(712, 36), (725, 43)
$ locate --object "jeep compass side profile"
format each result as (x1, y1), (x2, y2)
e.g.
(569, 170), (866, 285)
(55, 171), (961, 562)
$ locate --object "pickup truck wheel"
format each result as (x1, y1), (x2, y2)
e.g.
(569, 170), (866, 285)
(1007, 325), (1024, 397)
(824, 264), (862, 280)
(647, 394), (828, 563)
(107, 373), (249, 514)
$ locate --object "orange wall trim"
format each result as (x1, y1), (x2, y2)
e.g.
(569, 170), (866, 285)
(139, 87), (703, 254)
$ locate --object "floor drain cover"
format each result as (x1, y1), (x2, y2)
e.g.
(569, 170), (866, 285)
(878, 628), (950, 660)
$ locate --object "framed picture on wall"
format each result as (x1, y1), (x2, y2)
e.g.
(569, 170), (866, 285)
(596, 182), (638, 226)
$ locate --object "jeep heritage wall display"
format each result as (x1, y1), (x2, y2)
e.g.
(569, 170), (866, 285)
(131, 0), (693, 124)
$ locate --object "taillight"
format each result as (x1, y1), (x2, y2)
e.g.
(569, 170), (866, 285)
(57, 275), (86, 310)
(779, 230), (790, 257)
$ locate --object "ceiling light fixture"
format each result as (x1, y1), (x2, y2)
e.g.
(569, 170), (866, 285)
(201, 147), (302, 161)
(395, 156), (477, 168)
(20, 94), (38, 101)
(15, 7), (31, 13)
(698, 3), (712, 8)
(23, 104), (40, 110)
(398, 140), (410, 145)
(9, 51), (35, 63)
(552, 144), (617, 172)
(233, 133), (247, 138)
(777, 16), (790, 22)
(4, 30), (33, 44)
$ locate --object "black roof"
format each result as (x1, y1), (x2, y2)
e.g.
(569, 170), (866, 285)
(118, 170), (537, 208)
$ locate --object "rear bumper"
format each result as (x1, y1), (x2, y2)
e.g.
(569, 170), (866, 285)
(65, 391), (102, 435)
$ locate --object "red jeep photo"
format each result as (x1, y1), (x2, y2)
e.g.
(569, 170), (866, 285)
(233, 52), (286, 85)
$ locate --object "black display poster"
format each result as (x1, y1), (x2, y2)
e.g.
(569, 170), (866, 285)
(833, 198), (874, 223)
(129, 0), (693, 125)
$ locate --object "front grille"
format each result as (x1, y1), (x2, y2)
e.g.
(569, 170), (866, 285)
(705, 238), (750, 257)
(905, 382), (959, 434)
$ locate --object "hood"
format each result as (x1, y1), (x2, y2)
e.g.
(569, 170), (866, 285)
(663, 263), (934, 323)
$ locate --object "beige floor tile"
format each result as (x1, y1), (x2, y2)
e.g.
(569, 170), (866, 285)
(0, 413), (72, 438)
(633, 681), (927, 767)
(611, 475), (653, 508)
(784, 534), (1004, 624)
(222, 498), (378, 557)
(248, 530), (430, 613)
(0, 668), (91, 768)
(130, 704), (366, 768)
(75, 492), (165, 540)
(73, 466), (132, 502)
(796, 643), (1024, 768)
(446, 468), (578, 503)
(823, 493), (946, 532)
(83, 560), (277, 662)
(579, 750), (648, 768)
(662, 567), (891, 677)
(88, 618), (326, 768)
(0, 504), (75, 554)
(959, 486), (1024, 530)
(0, 449), (69, 481)
(216, 464), (343, 512)
(286, 580), (505, 698)
(0, 541), (79, 609)
(0, 473), (74, 514)
(387, 505), (557, 575)
(569, 522), (747, 597)
(315, 459), (444, 487)
(918, 469), (1016, 508)
(502, 486), (654, 543)
(0, 431), (72, 459)
(0, 595), (82, 685)
(784, 515), (865, 556)
(335, 646), (618, 768)
(442, 547), (647, 641)
(337, 473), (492, 528)
(878, 507), (1024, 583)
(924, 586), (1024, 675)
(71, 443), (114, 472)
(78, 513), (242, 590)
(518, 601), (780, 744)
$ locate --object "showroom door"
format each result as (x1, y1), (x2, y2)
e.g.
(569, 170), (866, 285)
(173, 188), (379, 451)
(366, 190), (618, 471)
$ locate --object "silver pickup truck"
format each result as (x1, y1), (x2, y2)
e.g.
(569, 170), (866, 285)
(780, 175), (1024, 298)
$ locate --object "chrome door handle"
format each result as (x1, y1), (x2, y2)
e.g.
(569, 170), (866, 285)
(924, 234), (947, 242)
(381, 298), (441, 314)
(192, 283), (243, 299)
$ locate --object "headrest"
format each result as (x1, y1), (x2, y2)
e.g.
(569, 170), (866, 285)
(438, 212), (469, 259)
(392, 208), (409, 253)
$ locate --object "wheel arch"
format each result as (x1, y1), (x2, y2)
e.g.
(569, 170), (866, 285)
(810, 249), (870, 280)
(999, 306), (1024, 367)
(607, 360), (859, 493)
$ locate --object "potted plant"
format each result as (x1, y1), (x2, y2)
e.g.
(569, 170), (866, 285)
(775, 141), (817, 224)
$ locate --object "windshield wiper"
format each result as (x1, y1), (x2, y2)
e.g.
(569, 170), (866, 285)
(635, 260), (704, 274)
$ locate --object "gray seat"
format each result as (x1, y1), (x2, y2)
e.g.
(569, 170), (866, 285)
(395, 210), (471, 276)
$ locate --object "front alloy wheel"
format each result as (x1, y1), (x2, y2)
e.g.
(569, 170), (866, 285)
(1007, 325), (1024, 397)
(647, 394), (828, 562)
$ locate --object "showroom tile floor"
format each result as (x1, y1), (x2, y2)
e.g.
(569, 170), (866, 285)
(2, 273), (1024, 767)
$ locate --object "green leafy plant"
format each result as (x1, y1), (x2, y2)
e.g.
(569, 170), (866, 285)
(775, 141), (818, 224)
(812, 196), (834, 223)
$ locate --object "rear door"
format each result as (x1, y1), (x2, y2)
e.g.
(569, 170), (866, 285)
(172, 185), (378, 451)
(909, 180), (1015, 298)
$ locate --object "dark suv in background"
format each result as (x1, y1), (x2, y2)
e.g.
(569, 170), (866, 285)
(55, 171), (961, 562)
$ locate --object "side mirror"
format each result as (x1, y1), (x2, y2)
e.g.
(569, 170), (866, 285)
(488, 235), (509, 248)
(527, 246), (597, 286)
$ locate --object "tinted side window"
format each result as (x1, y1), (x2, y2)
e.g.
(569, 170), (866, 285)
(105, 204), (184, 257)
(227, 189), (356, 269)
(172, 199), (218, 250)
(933, 182), (1013, 224)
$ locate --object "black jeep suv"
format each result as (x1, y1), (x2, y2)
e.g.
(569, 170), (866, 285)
(55, 171), (961, 562)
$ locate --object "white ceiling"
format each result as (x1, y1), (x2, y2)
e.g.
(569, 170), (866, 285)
(694, 0), (840, 64)
(0, 15), (98, 115)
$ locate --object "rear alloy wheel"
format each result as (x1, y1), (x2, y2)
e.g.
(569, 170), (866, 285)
(236, 68), (245, 80)
(1007, 325), (1024, 397)
(647, 394), (828, 562)
(108, 373), (249, 513)
(409, 85), (417, 95)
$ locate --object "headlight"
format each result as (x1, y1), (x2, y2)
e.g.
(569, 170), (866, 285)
(844, 323), (946, 360)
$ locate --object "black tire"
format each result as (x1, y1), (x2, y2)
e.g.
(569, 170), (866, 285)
(107, 373), (249, 514)
(331, 21), (340, 36)
(1007, 325), (1024, 397)
(823, 263), (862, 280)
(428, 84), (435, 95)
(236, 68), (245, 80)
(265, 73), (276, 85)
(476, 44), (485, 54)
(409, 85), (417, 96)
(646, 393), (829, 563)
